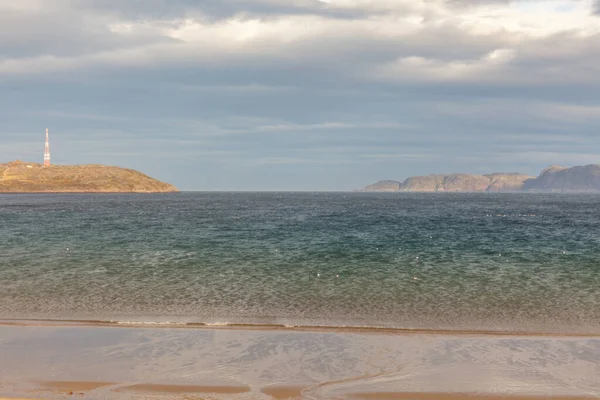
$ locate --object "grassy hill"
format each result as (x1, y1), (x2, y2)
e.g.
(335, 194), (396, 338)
(0, 161), (178, 193)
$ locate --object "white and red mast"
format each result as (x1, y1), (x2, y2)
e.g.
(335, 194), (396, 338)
(43, 128), (51, 167)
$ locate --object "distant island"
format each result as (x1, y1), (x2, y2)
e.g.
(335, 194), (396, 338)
(0, 161), (178, 193)
(361, 164), (600, 192)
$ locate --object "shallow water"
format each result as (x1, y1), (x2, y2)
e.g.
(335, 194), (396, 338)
(1, 192), (600, 333)
(0, 325), (599, 399)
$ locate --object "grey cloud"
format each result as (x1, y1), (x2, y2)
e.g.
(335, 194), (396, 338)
(0, 8), (174, 59)
(3, 0), (598, 92)
(447, 0), (511, 5)
(74, 0), (358, 20)
(1, 0), (599, 190)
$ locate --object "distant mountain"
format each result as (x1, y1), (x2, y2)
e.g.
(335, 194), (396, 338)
(362, 165), (600, 193)
(522, 164), (600, 192)
(0, 160), (178, 193)
(362, 180), (402, 192)
(361, 173), (533, 192)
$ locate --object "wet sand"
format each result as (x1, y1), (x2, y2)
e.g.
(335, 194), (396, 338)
(2, 318), (599, 338)
(261, 384), (310, 399)
(39, 381), (114, 392)
(3, 384), (600, 400)
(1, 324), (599, 399)
(115, 383), (251, 394)
(349, 393), (599, 400)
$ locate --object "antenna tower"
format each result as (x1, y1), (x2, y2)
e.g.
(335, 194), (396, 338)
(44, 128), (51, 167)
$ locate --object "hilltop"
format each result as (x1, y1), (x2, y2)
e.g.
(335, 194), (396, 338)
(0, 161), (178, 193)
(522, 164), (600, 192)
(361, 165), (600, 193)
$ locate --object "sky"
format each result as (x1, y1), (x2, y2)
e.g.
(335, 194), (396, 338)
(1, 0), (599, 190)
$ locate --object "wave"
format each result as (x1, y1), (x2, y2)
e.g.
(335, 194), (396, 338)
(1, 317), (599, 337)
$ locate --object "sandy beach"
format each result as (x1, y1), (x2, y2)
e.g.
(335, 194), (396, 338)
(2, 385), (600, 399)
(3, 382), (600, 400)
(348, 394), (599, 400)
(1, 324), (599, 400)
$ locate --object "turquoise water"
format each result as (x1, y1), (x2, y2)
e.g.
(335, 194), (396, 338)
(1, 192), (599, 333)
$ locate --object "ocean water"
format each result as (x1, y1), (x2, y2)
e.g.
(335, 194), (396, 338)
(1, 192), (600, 334)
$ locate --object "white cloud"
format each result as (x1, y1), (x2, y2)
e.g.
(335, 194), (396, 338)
(0, 0), (49, 12)
(0, 0), (598, 87)
(371, 47), (518, 83)
(2, 0), (600, 190)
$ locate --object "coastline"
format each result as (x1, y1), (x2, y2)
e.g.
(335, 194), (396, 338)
(2, 384), (599, 400)
(1, 318), (599, 338)
(0, 191), (179, 194)
(3, 193), (600, 399)
(1, 324), (599, 400)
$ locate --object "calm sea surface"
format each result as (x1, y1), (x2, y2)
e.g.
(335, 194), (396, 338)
(1, 192), (599, 333)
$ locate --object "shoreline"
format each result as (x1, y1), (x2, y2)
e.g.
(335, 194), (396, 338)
(0, 381), (598, 400)
(1, 318), (599, 338)
(2, 324), (598, 399)
(4, 380), (600, 400)
(3, 382), (599, 400)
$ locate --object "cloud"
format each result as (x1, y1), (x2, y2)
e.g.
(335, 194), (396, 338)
(1, 0), (600, 189)
(370, 48), (517, 83)
(0, 0), (598, 107)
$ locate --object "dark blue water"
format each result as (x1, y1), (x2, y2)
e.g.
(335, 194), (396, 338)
(1, 192), (599, 333)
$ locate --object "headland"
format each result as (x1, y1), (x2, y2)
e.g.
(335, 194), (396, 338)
(0, 160), (178, 193)
(361, 164), (600, 192)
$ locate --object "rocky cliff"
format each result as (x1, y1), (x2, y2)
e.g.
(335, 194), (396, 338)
(362, 173), (533, 192)
(522, 164), (600, 192)
(486, 173), (537, 192)
(362, 180), (402, 192)
(0, 161), (179, 193)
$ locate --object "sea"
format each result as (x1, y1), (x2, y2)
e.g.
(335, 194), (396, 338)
(1, 191), (599, 335)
